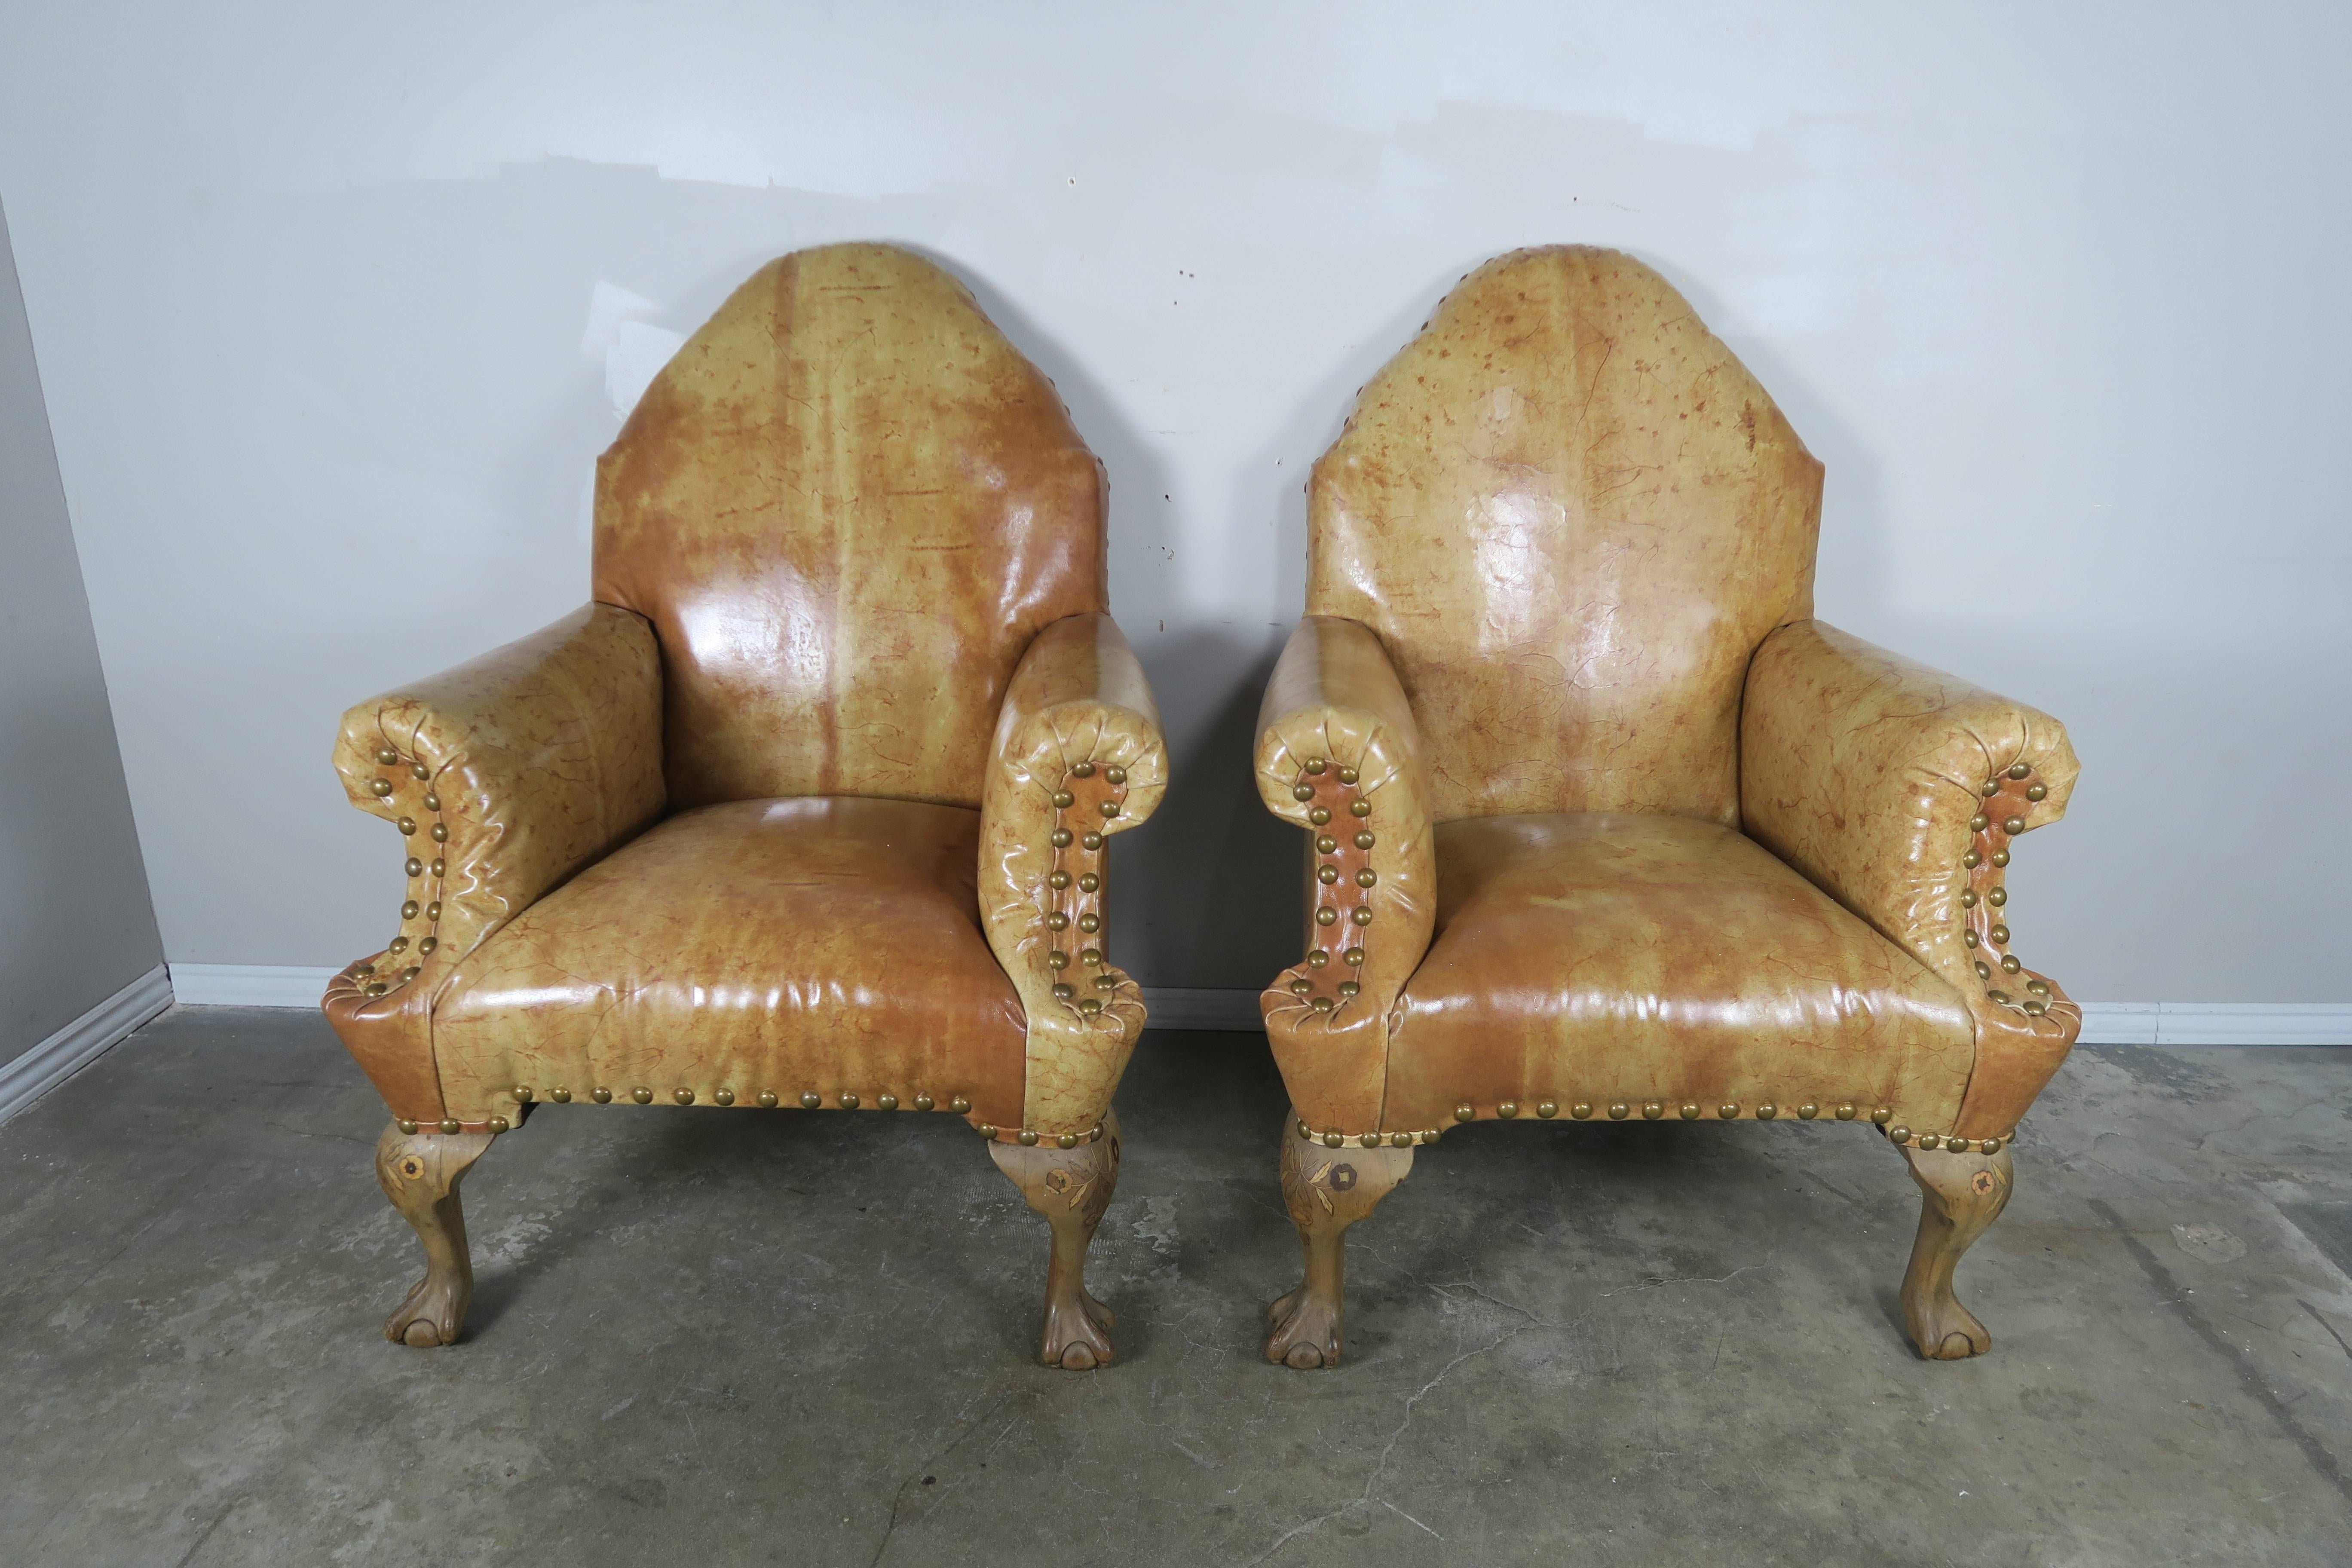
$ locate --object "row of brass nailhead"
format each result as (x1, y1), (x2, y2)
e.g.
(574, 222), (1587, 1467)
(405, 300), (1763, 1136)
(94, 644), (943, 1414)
(354, 743), (447, 999)
(1297, 1109), (2018, 1156)
(974, 1121), (1108, 1150)
(396, 1089), (977, 1138)
(1965, 764), (2055, 1017)
(1290, 758), (1375, 1012)
(1044, 762), (1127, 1017)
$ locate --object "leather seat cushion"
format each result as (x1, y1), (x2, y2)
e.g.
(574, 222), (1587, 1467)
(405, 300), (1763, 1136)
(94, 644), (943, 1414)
(430, 797), (1026, 1125)
(1381, 813), (1974, 1132)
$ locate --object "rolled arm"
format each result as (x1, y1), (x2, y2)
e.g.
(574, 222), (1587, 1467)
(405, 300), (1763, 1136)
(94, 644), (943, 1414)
(323, 603), (665, 1120)
(978, 613), (1168, 1140)
(1740, 619), (2080, 1137)
(1253, 616), (1437, 1135)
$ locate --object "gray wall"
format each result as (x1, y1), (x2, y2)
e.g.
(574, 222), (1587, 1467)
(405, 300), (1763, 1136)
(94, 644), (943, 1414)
(0, 196), (161, 1060)
(0, 5), (2346, 1004)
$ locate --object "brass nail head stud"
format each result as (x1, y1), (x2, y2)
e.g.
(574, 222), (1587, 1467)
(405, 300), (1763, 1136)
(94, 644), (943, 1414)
(438, 1118), (460, 1134)
(551, 1087), (572, 1103)
(950, 1096), (971, 1114)
(839, 1093), (860, 1110)
(757, 1090), (777, 1108)
(631, 1087), (652, 1104)
(1719, 1103), (1741, 1119)
(487, 1117), (509, 1134)
(375, 747), (399, 766)
(1871, 1107), (1892, 1124)
(1642, 1101), (1663, 1120)
(592, 1087), (613, 1104)
(397, 1118), (419, 1134)
(670, 1087), (696, 1106)
(2026, 782), (2048, 801)
(1836, 1102), (1856, 1120)
(1571, 1102), (1592, 1119)
(1018, 1130), (1039, 1146)
(2008, 762), (2032, 779)
(1059, 1133), (1077, 1149)
(1608, 1103), (1629, 1120)
(1105, 767), (1126, 785)
(1323, 1131), (1343, 1148)
(1680, 1103), (1700, 1120)
(1455, 1103), (1475, 1122)
(1072, 761), (1094, 777)
(1969, 814), (1989, 832)
(915, 1094), (935, 1112)
(1537, 1100), (1559, 1118)
(800, 1092), (821, 1109)
(1498, 1101), (1519, 1118)
(1304, 758), (1327, 775)
(1758, 1103), (1778, 1120)
(1798, 1102), (1819, 1120)
(878, 1094), (898, 1111)
(1292, 784), (1316, 802)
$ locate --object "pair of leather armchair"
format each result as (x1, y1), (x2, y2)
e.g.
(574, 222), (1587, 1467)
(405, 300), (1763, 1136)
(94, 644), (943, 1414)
(328, 243), (2079, 1375)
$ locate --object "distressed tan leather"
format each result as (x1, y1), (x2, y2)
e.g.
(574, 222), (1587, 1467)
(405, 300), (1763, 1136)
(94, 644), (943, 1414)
(593, 243), (1108, 812)
(1742, 621), (2081, 1137)
(327, 244), (1162, 1144)
(979, 612), (1167, 1133)
(1309, 245), (1823, 826)
(324, 604), (665, 1117)
(1253, 616), (1436, 1133)
(432, 799), (1026, 1128)
(1383, 814), (1975, 1132)
(1260, 245), (2079, 1150)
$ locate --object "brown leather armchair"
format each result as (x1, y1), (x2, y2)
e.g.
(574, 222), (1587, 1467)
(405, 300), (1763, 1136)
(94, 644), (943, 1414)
(326, 244), (1165, 1369)
(1254, 246), (2080, 1369)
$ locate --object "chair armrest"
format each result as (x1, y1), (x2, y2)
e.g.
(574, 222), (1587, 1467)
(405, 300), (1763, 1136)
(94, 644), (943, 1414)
(1741, 619), (2081, 1137)
(979, 612), (1168, 1140)
(1253, 616), (1437, 1135)
(322, 603), (665, 1121)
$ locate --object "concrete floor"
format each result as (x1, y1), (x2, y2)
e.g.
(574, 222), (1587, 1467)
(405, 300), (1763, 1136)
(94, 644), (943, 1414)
(2, 1013), (2349, 1566)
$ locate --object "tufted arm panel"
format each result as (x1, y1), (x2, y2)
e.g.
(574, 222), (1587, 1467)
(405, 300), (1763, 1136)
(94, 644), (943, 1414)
(979, 613), (1168, 1141)
(322, 603), (665, 1124)
(1254, 616), (1438, 1136)
(1740, 620), (2082, 1139)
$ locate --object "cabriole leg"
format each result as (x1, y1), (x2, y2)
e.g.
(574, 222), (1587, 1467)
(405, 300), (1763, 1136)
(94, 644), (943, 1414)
(989, 1109), (1121, 1370)
(1898, 1141), (2015, 1360)
(374, 1120), (496, 1348)
(1266, 1113), (1414, 1369)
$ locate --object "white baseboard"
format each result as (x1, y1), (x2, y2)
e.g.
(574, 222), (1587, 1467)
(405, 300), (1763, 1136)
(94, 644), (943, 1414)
(150, 968), (2350, 1048)
(0, 964), (174, 1124)
(2078, 1001), (2352, 1046)
(168, 964), (337, 1008)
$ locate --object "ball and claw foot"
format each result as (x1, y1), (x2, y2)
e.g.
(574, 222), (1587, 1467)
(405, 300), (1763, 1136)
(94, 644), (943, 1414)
(1265, 1283), (1346, 1369)
(374, 1120), (496, 1349)
(1899, 1141), (2014, 1360)
(1265, 1112), (1414, 1370)
(1042, 1287), (1118, 1371)
(989, 1109), (1123, 1370)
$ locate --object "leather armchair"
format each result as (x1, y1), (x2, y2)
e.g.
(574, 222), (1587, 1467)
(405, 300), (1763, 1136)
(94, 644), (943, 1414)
(326, 245), (1165, 1369)
(1254, 246), (2079, 1368)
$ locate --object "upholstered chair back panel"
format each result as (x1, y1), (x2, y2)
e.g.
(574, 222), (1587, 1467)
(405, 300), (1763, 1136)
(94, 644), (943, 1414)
(594, 243), (1108, 811)
(1307, 246), (1825, 827)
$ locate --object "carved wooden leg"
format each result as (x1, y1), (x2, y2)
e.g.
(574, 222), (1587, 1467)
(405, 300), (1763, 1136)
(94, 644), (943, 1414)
(1266, 1115), (1414, 1369)
(988, 1109), (1121, 1370)
(1898, 1141), (2015, 1360)
(374, 1120), (496, 1348)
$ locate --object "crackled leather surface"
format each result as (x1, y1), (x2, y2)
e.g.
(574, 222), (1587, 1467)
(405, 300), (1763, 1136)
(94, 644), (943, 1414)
(1307, 245), (1824, 826)
(1383, 814), (1975, 1133)
(1262, 245), (2079, 1145)
(431, 798), (1026, 1128)
(1252, 616), (1436, 1133)
(979, 613), (1167, 1135)
(324, 604), (665, 1120)
(594, 242), (1108, 812)
(1743, 621), (2082, 1137)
